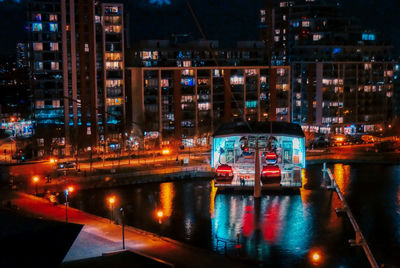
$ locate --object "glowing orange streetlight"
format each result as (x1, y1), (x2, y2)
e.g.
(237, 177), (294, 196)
(108, 196), (116, 223)
(309, 249), (323, 266)
(157, 210), (164, 218)
(32, 176), (39, 196)
(156, 209), (164, 224)
(162, 148), (170, 155)
(65, 186), (75, 224)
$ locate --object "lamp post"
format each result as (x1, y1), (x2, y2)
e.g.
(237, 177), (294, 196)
(65, 186), (74, 224)
(156, 209), (163, 224)
(108, 196), (116, 223)
(32, 176), (39, 196)
(120, 207), (125, 249)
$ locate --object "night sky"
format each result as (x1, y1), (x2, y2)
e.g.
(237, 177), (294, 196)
(0, 0), (399, 58)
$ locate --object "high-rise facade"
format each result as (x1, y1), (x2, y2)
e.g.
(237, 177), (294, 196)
(260, 0), (396, 133)
(27, 0), (125, 156)
(126, 39), (291, 146)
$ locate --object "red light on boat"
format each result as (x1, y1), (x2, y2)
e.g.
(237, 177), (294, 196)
(265, 152), (277, 160)
(216, 165), (233, 174)
(261, 165), (281, 176)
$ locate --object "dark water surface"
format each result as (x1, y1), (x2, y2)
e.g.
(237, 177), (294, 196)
(70, 164), (400, 267)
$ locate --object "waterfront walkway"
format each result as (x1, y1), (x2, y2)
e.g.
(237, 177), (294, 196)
(5, 191), (249, 268)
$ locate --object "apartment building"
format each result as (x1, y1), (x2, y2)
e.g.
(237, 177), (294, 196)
(260, 0), (396, 132)
(127, 65), (290, 146)
(27, 0), (125, 156)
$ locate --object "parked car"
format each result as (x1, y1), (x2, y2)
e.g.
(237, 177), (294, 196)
(310, 136), (330, 149)
(362, 135), (375, 144)
(374, 140), (399, 152)
(57, 161), (76, 170)
(350, 135), (364, 145)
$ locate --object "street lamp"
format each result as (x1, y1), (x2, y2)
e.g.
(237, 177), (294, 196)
(156, 209), (163, 224)
(65, 186), (74, 223)
(120, 207), (125, 250)
(32, 176), (39, 196)
(309, 249), (323, 266)
(108, 196), (116, 223)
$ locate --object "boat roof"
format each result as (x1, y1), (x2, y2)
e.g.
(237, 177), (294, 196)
(213, 121), (305, 137)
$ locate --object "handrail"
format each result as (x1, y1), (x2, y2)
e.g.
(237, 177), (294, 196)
(323, 164), (379, 268)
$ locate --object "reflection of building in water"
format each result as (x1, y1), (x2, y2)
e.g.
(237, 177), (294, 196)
(333, 164), (351, 195)
(209, 181), (218, 218)
(160, 182), (175, 218)
(212, 194), (312, 260)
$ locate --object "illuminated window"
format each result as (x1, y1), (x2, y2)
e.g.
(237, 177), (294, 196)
(292, 21), (299, 27)
(33, 43), (43, 51)
(230, 76), (244, 85)
(181, 95), (193, 103)
(105, 53), (122, 61)
(105, 6), (121, 15)
(198, 102), (211, 110)
(246, 100), (257, 108)
(384, 70), (393, 77)
(106, 98), (123, 106)
(197, 78), (209, 85)
(161, 79), (169, 87)
(106, 79), (122, 88)
(260, 76), (267, 84)
(34, 61), (43, 71)
(49, 23), (58, 32)
(277, 68), (286, 76)
(51, 62), (59, 70)
(313, 34), (323, 41)
(364, 63), (372, 70)
(49, 14), (58, 22)
(245, 69), (257, 76)
(106, 61), (122, 69)
(52, 100), (60, 108)
(213, 69), (223, 77)
(302, 21), (310, 27)
(181, 78), (194, 86)
(33, 13), (41, 21)
(50, 42), (58, 51)
(362, 33), (375, 41)
(181, 69), (194, 76)
(183, 61), (191, 67)
(104, 25), (122, 33)
(32, 23), (42, 31)
(36, 100), (45, 109)
(140, 51), (158, 60)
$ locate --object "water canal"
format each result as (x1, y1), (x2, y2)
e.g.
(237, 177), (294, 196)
(69, 163), (400, 267)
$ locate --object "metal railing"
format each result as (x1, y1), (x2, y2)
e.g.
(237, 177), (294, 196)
(322, 163), (379, 268)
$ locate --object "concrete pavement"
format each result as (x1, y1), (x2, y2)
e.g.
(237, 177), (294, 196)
(6, 192), (250, 268)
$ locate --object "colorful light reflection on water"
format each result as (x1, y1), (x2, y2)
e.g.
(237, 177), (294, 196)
(71, 163), (400, 266)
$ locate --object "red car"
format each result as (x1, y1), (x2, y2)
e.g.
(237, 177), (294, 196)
(261, 165), (281, 185)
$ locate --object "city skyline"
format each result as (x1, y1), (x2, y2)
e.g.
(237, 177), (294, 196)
(0, 0), (399, 58)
